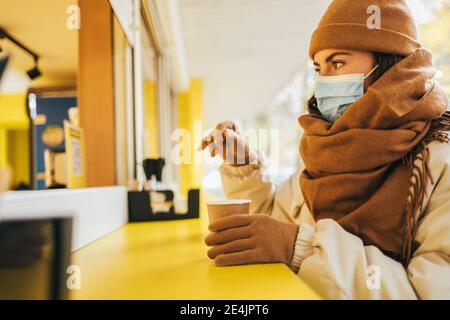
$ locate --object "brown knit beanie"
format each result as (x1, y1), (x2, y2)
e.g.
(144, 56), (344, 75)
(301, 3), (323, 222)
(309, 0), (422, 59)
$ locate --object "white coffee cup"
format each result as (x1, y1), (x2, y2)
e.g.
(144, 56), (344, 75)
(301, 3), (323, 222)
(206, 199), (251, 224)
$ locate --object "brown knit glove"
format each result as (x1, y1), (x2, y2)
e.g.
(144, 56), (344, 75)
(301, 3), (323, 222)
(199, 121), (259, 167)
(204, 214), (299, 267)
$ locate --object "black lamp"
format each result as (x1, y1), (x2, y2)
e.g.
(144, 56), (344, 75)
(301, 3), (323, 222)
(27, 57), (42, 80)
(0, 28), (5, 53)
(0, 55), (9, 81)
(0, 26), (41, 80)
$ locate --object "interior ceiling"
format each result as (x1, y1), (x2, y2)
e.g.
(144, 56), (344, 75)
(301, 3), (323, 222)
(179, 0), (331, 124)
(0, 0), (78, 88)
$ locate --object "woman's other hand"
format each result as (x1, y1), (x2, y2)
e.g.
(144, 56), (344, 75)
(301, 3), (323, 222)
(199, 121), (259, 167)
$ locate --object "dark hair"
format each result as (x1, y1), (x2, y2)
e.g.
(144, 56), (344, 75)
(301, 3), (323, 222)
(306, 52), (405, 115)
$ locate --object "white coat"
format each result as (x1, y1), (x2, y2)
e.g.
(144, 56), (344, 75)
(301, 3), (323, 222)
(219, 140), (450, 299)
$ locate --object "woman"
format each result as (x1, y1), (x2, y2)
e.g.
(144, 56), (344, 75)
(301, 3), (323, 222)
(200, 0), (450, 299)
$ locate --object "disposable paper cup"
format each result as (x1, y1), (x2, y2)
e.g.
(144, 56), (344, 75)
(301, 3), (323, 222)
(206, 199), (251, 224)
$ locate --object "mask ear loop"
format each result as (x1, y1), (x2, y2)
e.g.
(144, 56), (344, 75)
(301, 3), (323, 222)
(364, 64), (379, 80)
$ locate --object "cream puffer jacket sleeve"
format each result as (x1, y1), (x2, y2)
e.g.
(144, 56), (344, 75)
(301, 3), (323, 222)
(219, 140), (450, 300)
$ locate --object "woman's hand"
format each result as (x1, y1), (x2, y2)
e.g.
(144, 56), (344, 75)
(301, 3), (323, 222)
(199, 121), (259, 167)
(204, 214), (299, 268)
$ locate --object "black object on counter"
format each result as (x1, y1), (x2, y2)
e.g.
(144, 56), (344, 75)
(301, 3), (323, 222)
(128, 189), (200, 222)
(143, 158), (165, 182)
(0, 217), (72, 299)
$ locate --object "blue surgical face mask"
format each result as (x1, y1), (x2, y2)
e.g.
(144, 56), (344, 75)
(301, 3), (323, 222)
(314, 65), (379, 123)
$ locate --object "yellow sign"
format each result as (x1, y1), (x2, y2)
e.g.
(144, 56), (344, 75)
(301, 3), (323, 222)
(64, 120), (86, 188)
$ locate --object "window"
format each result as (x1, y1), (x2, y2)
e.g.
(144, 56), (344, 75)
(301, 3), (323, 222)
(410, 0), (450, 95)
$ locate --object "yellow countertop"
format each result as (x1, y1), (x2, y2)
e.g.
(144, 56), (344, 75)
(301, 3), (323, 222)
(71, 217), (321, 300)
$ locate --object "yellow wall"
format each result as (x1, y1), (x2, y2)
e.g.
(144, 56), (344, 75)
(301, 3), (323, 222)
(0, 93), (30, 185)
(178, 79), (203, 196)
(143, 80), (160, 159)
(7, 130), (30, 185)
(0, 129), (7, 168)
(0, 94), (29, 129)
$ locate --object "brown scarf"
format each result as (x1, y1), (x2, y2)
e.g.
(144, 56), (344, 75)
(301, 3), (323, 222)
(298, 49), (450, 265)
